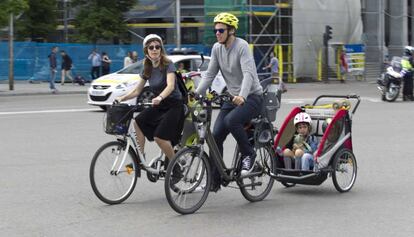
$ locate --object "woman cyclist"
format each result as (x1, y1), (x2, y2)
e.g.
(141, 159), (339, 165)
(195, 12), (264, 191)
(116, 34), (185, 170)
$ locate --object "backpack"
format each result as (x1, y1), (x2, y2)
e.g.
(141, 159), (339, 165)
(175, 71), (189, 104)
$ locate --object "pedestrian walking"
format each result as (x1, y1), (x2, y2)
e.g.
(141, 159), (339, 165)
(60, 50), (74, 85)
(339, 50), (348, 83)
(101, 52), (112, 75)
(48, 46), (58, 93)
(263, 52), (287, 92)
(88, 49), (101, 79)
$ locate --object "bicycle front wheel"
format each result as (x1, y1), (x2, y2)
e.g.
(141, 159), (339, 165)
(164, 147), (210, 214)
(90, 141), (139, 204)
(238, 145), (275, 202)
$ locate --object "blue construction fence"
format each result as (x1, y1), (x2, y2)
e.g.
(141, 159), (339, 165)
(0, 42), (210, 81)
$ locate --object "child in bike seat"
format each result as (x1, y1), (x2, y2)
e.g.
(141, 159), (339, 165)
(283, 112), (319, 170)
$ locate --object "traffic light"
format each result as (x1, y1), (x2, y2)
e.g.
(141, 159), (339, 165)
(323, 25), (333, 46)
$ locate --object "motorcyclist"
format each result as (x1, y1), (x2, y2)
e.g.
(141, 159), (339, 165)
(401, 46), (414, 101)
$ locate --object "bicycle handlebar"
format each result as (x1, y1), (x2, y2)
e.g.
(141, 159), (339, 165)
(191, 91), (234, 105)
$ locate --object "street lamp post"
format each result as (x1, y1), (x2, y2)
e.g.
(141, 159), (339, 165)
(64, 0), (68, 43)
(176, 0), (181, 49)
(9, 13), (14, 91)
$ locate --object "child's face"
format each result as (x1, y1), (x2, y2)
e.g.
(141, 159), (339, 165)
(296, 123), (310, 135)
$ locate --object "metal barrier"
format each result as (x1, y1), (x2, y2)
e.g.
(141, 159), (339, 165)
(0, 42), (206, 81)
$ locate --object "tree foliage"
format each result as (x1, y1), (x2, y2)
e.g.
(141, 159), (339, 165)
(72, 0), (136, 43)
(15, 0), (58, 41)
(0, 0), (29, 28)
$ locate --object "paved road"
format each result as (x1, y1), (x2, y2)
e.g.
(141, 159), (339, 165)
(1, 81), (413, 237)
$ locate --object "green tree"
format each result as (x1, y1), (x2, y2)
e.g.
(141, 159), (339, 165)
(72, 0), (136, 43)
(0, 0), (29, 28)
(15, 0), (58, 41)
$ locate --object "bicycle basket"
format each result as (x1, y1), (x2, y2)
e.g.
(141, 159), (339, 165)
(105, 104), (134, 135)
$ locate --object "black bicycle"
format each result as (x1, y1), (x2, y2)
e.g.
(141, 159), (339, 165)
(164, 81), (280, 214)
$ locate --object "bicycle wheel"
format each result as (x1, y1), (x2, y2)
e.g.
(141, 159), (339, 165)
(238, 145), (275, 202)
(164, 147), (210, 214)
(90, 141), (139, 204)
(332, 148), (357, 193)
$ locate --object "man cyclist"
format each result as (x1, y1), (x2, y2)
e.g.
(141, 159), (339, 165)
(195, 12), (263, 191)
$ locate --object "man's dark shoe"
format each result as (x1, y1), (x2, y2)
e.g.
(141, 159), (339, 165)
(241, 153), (257, 176)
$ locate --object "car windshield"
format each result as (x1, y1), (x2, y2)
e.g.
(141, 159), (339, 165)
(118, 60), (144, 74)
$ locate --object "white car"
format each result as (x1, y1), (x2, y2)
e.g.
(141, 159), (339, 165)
(87, 55), (226, 110)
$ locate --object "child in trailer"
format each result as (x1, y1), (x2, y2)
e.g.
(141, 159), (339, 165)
(283, 112), (319, 170)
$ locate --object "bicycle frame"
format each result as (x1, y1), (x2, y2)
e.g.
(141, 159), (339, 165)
(110, 103), (166, 176)
(192, 97), (267, 183)
(112, 102), (197, 176)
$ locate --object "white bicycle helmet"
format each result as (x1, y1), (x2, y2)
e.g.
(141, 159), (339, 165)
(294, 112), (312, 126)
(143, 34), (163, 48)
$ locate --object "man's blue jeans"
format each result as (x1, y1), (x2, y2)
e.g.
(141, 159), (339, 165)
(49, 68), (56, 90)
(213, 94), (263, 158)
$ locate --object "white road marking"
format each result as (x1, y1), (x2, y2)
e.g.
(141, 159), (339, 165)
(0, 108), (99, 116)
(0, 97), (381, 116)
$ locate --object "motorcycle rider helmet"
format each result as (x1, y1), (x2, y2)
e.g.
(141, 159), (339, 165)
(213, 12), (239, 29)
(404, 46), (414, 56)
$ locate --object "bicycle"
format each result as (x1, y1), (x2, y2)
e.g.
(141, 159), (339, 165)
(164, 89), (278, 214)
(89, 101), (194, 205)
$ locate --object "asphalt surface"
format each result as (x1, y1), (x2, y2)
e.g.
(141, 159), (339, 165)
(1, 79), (413, 237)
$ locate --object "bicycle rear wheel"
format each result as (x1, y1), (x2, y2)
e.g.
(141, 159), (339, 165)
(238, 145), (275, 202)
(164, 147), (210, 214)
(90, 141), (138, 204)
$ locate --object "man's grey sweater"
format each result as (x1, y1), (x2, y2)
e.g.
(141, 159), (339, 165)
(196, 38), (263, 99)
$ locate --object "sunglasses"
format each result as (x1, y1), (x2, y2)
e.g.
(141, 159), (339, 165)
(213, 28), (227, 34)
(148, 45), (161, 51)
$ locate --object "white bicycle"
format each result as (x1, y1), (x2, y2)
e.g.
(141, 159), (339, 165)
(89, 102), (194, 204)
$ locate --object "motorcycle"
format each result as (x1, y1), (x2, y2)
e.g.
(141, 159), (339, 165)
(377, 58), (403, 102)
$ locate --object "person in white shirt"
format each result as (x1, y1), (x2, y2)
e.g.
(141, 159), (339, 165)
(124, 51), (133, 68)
(88, 49), (101, 79)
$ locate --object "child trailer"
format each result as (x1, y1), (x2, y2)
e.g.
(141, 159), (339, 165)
(269, 95), (361, 192)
